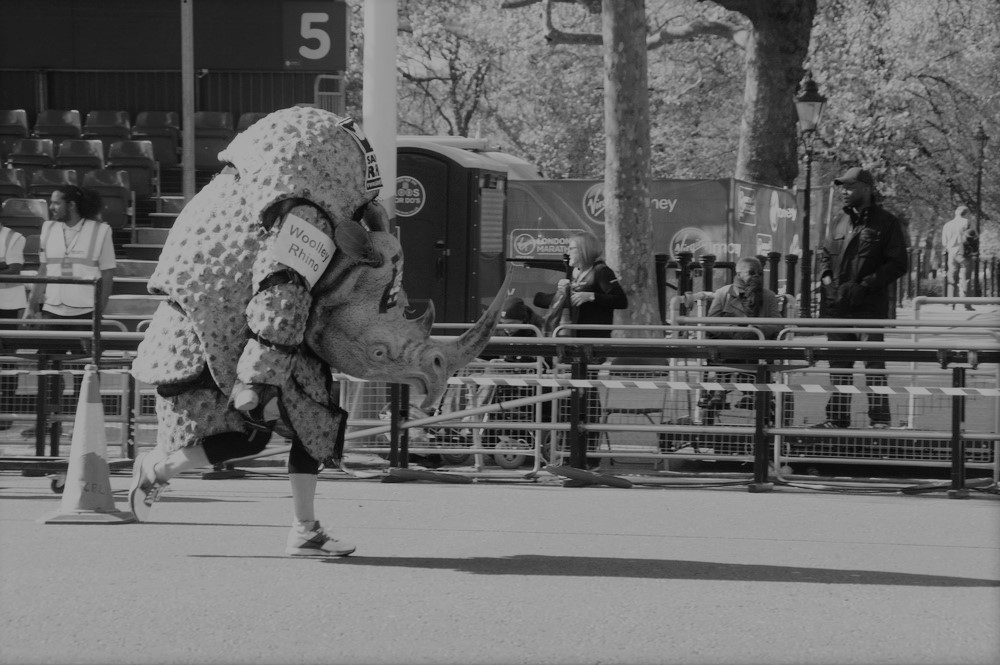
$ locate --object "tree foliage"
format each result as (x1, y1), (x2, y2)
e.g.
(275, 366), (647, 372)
(344, 0), (998, 256)
(808, 0), (999, 253)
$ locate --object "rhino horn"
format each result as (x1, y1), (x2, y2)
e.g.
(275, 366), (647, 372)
(432, 269), (513, 390)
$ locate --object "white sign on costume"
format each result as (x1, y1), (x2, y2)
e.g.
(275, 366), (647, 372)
(271, 214), (336, 288)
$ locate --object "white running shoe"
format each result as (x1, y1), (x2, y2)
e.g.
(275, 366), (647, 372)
(285, 521), (356, 557)
(128, 451), (168, 522)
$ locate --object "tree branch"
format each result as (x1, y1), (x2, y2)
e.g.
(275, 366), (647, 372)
(647, 18), (749, 50)
(500, 0), (746, 49)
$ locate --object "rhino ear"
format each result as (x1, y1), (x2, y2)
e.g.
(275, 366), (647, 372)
(334, 221), (379, 265)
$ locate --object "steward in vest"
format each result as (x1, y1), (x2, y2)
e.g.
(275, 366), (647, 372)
(25, 186), (116, 321)
(0, 223), (28, 317)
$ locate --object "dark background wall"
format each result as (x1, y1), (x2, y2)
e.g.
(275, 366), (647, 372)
(0, 0), (347, 120)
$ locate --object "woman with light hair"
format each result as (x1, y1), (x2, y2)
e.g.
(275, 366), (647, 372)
(534, 231), (628, 472)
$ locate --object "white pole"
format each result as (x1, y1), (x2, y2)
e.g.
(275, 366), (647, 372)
(362, 0), (398, 221)
(180, 0), (196, 202)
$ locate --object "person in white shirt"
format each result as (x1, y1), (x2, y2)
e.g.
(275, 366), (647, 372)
(940, 205), (977, 311)
(25, 185), (116, 321)
(0, 221), (27, 430)
(21, 185), (116, 439)
(0, 221), (27, 318)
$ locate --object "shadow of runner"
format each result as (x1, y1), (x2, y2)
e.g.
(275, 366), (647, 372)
(314, 554), (1000, 587)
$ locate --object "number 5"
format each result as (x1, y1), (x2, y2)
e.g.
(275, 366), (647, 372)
(299, 12), (331, 60)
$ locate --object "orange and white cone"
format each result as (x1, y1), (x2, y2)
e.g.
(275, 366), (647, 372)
(42, 365), (134, 524)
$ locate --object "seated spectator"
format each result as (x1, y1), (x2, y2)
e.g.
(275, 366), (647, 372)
(701, 257), (782, 422)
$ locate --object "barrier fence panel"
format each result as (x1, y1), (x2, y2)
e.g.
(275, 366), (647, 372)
(338, 356), (555, 473)
(3, 310), (998, 494)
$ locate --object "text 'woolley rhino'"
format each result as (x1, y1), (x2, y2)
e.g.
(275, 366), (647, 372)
(132, 106), (510, 466)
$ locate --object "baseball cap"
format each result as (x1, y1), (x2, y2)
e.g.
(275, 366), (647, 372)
(833, 167), (875, 187)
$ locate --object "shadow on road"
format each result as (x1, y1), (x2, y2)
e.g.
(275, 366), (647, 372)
(272, 554), (1000, 586)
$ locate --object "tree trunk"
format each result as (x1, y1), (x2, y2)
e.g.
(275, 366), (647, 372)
(726, 0), (817, 187)
(602, 0), (658, 328)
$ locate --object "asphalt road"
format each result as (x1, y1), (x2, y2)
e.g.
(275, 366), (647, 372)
(1, 469), (998, 665)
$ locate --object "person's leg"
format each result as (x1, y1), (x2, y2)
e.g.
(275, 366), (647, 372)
(129, 427), (272, 521)
(823, 331), (856, 427)
(285, 439), (355, 556)
(948, 253), (961, 299)
(860, 332), (891, 426)
(960, 256), (974, 309)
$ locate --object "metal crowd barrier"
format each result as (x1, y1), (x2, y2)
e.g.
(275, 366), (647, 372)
(1, 303), (998, 497)
(334, 315), (998, 495)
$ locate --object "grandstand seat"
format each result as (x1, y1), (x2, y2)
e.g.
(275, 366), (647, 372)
(82, 110), (132, 157)
(55, 139), (105, 179)
(5, 139), (56, 181)
(237, 112), (268, 133)
(27, 168), (78, 199)
(0, 110), (30, 163)
(131, 111), (180, 167)
(193, 111), (235, 170)
(82, 169), (134, 231)
(107, 140), (159, 200)
(0, 198), (48, 237)
(32, 109), (83, 140)
(0, 168), (28, 204)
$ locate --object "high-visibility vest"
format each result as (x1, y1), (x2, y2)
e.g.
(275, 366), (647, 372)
(40, 219), (109, 309)
(0, 226), (27, 307)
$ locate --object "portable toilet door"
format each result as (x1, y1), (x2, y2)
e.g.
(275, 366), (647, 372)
(396, 138), (508, 324)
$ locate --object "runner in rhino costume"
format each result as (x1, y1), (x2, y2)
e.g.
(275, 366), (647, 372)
(129, 107), (505, 555)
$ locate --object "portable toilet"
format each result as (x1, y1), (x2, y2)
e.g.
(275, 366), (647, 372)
(395, 137), (511, 324)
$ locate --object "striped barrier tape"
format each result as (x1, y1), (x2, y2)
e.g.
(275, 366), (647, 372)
(436, 375), (1000, 397)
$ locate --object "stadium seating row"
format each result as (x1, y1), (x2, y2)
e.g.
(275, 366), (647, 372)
(0, 109), (268, 171)
(2, 139), (158, 201)
(0, 169), (134, 231)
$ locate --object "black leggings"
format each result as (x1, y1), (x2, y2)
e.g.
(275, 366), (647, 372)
(201, 427), (320, 475)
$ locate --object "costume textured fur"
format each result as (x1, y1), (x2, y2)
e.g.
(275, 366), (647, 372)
(132, 106), (505, 463)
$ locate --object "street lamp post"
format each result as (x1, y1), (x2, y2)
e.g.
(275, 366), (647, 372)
(795, 76), (827, 318)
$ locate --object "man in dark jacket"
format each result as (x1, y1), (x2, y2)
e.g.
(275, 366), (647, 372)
(815, 167), (908, 429)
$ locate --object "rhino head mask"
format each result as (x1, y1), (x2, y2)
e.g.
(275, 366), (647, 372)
(305, 200), (509, 407)
(219, 106), (507, 407)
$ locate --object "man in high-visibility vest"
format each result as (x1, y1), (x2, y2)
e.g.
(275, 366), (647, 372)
(23, 185), (116, 438)
(25, 185), (116, 321)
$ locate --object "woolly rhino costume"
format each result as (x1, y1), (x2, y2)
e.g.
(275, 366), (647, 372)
(132, 106), (506, 463)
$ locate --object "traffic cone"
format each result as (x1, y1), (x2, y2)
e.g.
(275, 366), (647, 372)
(42, 365), (134, 524)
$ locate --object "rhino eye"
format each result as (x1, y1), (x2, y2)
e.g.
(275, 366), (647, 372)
(370, 344), (389, 362)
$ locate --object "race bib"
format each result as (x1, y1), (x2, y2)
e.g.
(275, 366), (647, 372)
(271, 214), (336, 288)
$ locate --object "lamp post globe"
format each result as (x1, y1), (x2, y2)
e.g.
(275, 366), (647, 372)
(795, 76), (827, 318)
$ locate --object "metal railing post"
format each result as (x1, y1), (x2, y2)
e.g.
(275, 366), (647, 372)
(569, 359), (588, 469)
(784, 254), (798, 299)
(699, 254), (716, 293)
(677, 252), (693, 316)
(766, 251), (781, 293)
(948, 366), (969, 498)
(748, 364), (774, 493)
